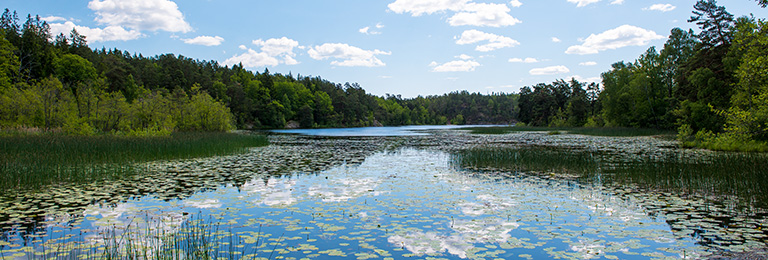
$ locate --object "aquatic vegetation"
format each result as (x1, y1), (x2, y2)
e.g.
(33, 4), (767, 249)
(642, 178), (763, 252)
(2, 131), (767, 260)
(0, 132), (269, 191)
(464, 126), (674, 137)
(452, 146), (768, 208)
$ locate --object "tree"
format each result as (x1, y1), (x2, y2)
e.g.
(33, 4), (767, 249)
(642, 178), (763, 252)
(720, 19), (768, 141)
(689, 0), (734, 48)
(0, 35), (19, 88)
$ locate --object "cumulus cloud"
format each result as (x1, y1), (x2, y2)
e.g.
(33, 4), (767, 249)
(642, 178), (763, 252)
(565, 25), (664, 55)
(182, 35), (224, 46)
(579, 61), (598, 66)
(308, 43), (390, 67)
(388, 0), (469, 16)
(47, 20), (142, 42)
(552, 37), (562, 43)
(529, 65), (570, 75)
(644, 4), (676, 12)
(456, 54), (474, 60)
(224, 49), (280, 68)
(611, 0), (624, 4)
(456, 29), (519, 52)
(429, 59), (481, 72)
(388, 0), (520, 27)
(509, 0), (522, 7)
(448, 3), (521, 27)
(42, 16), (68, 22)
(224, 37), (301, 67)
(88, 0), (192, 33)
(509, 57), (539, 63)
(567, 0), (601, 7)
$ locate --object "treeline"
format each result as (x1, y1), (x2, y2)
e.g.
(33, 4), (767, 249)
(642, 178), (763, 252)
(0, 9), (518, 135)
(517, 0), (768, 151)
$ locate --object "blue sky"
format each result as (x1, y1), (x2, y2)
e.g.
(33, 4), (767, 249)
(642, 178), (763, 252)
(5, 0), (766, 97)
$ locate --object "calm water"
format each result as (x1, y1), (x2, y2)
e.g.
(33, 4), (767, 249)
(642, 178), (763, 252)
(270, 125), (499, 136)
(1, 131), (767, 259)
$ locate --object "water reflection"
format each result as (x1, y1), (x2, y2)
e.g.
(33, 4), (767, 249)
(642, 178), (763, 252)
(2, 134), (767, 259)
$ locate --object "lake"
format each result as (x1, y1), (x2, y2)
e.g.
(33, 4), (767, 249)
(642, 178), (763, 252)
(1, 128), (767, 259)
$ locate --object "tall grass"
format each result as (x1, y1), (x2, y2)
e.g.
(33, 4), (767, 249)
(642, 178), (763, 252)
(9, 213), (272, 260)
(0, 132), (269, 191)
(451, 147), (768, 208)
(464, 126), (674, 137)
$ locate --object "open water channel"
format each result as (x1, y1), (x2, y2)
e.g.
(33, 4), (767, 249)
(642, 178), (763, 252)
(1, 127), (767, 259)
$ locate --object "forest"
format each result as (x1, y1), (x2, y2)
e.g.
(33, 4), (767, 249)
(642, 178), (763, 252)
(0, 9), (517, 136)
(2, 0), (767, 152)
(517, 0), (768, 151)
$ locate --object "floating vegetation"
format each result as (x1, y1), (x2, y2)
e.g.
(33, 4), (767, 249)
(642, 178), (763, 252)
(1, 130), (767, 259)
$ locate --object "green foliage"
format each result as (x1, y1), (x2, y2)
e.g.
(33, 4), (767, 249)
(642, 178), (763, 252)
(518, 79), (599, 127)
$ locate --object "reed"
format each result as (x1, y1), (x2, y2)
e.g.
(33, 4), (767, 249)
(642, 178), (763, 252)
(11, 213), (268, 260)
(464, 126), (673, 137)
(0, 132), (269, 191)
(452, 147), (768, 208)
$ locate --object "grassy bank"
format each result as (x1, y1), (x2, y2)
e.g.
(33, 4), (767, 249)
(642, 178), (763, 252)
(464, 126), (674, 137)
(0, 132), (269, 191)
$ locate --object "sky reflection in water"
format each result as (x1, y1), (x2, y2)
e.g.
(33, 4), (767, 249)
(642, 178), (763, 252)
(2, 147), (721, 260)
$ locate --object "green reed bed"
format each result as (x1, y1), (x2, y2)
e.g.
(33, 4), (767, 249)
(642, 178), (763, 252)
(452, 147), (768, 208)
(464, 126), (673, 137)
(0, 132), (269, 191)
(451, 147), (601, 175)
(6, 213), (271, 260)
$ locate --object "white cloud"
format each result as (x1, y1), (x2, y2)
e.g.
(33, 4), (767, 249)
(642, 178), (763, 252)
(509, 57), (539, 63)
(565, 25), (664, 55)
(48, 21), (142, 42)
(360, 23), (383, 35)
(567, 0), (601, 7)
(456, 29), (519, 52)
(387, 0), (469, 16)
(529, 65), (570, 75)
(448, 3), (521, 27)
(224, 37), (301, 67)
(552, 37), (562, 43)
(42, 16), (68, 22)
(456, 54), (473, 60)
(388, 0), (520, 27)
(644, 4), (676, 12)
(509, 0), (522, 7)
(182, 35), (224, 46)
(610, 0), (624, 4)
(430, 59), (481, 72)
(224, 49), (280, 68)
(570, 75), (601, 83)
(253, 37), (300, 57)
(308, 43), (390, 67)
(87, 0), (192, 33)
(579, 61), (597, 66)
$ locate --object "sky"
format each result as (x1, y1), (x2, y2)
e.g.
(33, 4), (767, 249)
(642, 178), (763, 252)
(5, 0), (766, 97)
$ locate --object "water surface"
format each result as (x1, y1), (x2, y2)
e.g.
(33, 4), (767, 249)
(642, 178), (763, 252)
(1, 133), (766, 259)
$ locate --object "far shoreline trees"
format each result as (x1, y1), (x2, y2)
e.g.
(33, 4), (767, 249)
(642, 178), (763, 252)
(0, 8), (518, 135)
